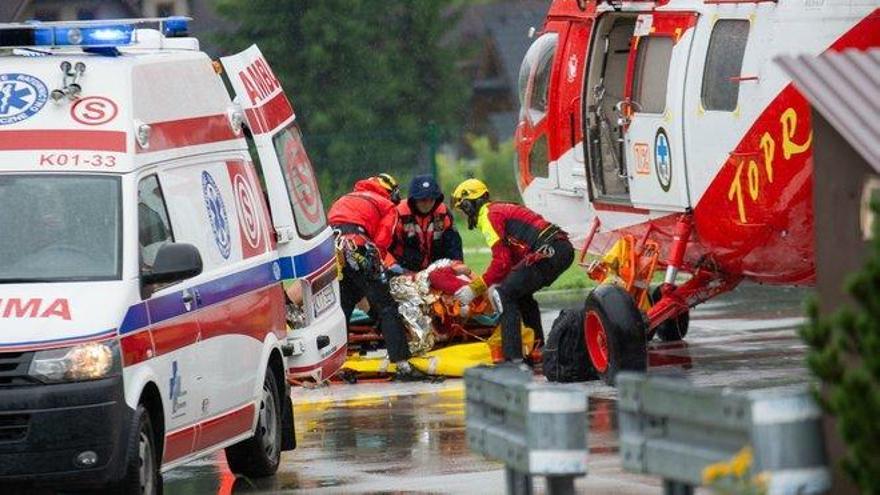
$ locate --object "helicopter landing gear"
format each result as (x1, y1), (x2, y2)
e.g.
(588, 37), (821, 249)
(582, 213), (741, 384)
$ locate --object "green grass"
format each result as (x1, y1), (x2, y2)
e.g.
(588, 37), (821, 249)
(457, 218), (594, 292)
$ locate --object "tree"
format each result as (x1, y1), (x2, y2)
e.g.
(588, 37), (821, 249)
(437, 136), (518, 202)
(215, 0), (469, 202)
(800, 202), (880, 494)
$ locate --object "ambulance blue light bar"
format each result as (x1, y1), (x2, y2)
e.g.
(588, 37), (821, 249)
(32, 25), (135, 47)
(0, 17), (191, 49)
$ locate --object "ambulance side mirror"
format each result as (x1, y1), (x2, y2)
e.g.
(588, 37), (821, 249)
(142, 243), (203, 286)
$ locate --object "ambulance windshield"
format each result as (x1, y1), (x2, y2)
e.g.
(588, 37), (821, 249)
(0, 175), (121, 283)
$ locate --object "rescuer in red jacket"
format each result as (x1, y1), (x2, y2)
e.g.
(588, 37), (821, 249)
(390, 175), (463, 273)
(328, 174), (423, 380)
(451, 179), (574, 362)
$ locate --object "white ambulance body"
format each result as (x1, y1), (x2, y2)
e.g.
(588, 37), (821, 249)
(0, 19), (346, 493)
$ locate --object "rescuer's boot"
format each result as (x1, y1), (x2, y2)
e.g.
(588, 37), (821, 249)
(392, 361), (429, 382)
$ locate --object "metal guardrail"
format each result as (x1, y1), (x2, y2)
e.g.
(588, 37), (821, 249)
(465, 364), (588, 495)
(617, 372), (830, 495)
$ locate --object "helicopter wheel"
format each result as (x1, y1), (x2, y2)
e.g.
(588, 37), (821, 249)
(583, 284), (648, 385)
(649, 286), (690, 342)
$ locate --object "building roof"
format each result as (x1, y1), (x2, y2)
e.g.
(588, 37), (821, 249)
(451, 1), (548, 86)
(484, 2), (548, 92)
(777, 49), (880, 171)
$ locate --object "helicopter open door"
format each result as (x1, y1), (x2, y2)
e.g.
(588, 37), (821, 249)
(620, 13), (698, 211)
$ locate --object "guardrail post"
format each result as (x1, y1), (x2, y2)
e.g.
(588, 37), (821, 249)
(465, 364), (588, 495)
(748, 392), (829, 494)
(663, 480), (694, 495)
(505, 467), (533, 495)
(546, 474), (576, 495)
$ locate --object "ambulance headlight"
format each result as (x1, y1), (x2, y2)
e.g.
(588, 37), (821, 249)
(29, 341), (121, 383)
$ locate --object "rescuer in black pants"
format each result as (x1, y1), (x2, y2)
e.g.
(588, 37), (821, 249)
(495, 238), (574, 360)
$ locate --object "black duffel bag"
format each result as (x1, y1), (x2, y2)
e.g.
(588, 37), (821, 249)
(543, 308), (598, 382)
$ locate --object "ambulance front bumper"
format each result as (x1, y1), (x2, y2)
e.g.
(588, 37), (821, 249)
(0, 375), (131, 489)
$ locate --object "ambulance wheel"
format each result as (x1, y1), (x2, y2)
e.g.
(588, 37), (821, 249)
(226, 369), (283, 478)
(583, 285), (648, 385)
(649, 286), (690, 342)
(118, 404), (162, 495)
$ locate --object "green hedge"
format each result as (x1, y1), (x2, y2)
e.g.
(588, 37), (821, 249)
(800, 203), (880, 494)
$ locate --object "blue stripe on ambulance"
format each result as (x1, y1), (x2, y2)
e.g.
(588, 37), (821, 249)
(278, 235), (335, 279)
(118, 236), (336, 336)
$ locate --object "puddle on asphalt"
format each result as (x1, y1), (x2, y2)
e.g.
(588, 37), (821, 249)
(164, 283), (813, 494)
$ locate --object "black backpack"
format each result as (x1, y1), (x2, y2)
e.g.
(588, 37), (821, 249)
(543, 308), (598, 382)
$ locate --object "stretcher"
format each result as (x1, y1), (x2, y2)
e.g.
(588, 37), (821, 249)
(338, 260), (535, 381)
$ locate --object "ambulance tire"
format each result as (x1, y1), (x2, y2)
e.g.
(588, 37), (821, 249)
(117, 404), (162, 495)
(583, 285), (648, 386)
(649, 286), (690, 342)
(226, 369), (283, 478)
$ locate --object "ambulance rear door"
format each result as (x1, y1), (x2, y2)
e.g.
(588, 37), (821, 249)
(220, 46), (340, 336)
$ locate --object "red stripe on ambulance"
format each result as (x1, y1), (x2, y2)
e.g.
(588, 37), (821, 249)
(137, 114), (238, 153)
(163, 403), (255, 464)
(244, 91), (294, 134)
(237, 55), (294, 134)
(0, 130), (126, 152)
(120, 285), (285, 366)
(193, 403), (255, 452)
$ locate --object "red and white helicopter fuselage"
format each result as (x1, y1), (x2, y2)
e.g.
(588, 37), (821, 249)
(514, 0), (879, 379)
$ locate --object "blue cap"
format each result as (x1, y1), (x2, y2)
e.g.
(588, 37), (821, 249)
(409, 175), (442, 200)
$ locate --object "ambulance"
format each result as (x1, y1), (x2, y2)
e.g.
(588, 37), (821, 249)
(0, 18), (347, 492)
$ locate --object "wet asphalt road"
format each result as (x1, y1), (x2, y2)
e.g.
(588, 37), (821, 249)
(164, 283), (812, 494)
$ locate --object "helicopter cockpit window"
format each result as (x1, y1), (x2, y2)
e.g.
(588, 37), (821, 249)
(529, 135), (550, 180)
(702, 20), (750, 112)
(518, 33), (558, 123)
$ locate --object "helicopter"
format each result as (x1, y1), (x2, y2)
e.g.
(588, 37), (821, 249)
(513, 0), (879, 382)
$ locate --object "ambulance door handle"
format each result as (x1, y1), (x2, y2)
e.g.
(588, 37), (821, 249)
(181, 289), (195, 311)
(275, 227), (295, 244)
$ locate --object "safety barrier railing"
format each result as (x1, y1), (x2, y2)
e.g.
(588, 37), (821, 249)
(464, 367), (830, 495)
(464, 365), (588, 495)
(617, 372), (829, 495)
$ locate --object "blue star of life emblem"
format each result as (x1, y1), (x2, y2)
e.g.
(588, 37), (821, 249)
(654, 129), (672, 192)
(0, 73), (48, 125)
(202, 171), (232, 259)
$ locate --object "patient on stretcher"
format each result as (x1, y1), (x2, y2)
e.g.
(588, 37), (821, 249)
(349, 259), (532, 361)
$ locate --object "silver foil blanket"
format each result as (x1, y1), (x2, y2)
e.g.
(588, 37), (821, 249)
(389, 259), (456, 355)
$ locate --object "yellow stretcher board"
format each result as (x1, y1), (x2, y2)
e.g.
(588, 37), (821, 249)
(341, 326), (535, 378)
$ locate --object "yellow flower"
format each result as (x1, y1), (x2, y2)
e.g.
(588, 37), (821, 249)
(731, 447), (754, 478)
(702, 446), (755, 485)
(702, 462), (732, 484)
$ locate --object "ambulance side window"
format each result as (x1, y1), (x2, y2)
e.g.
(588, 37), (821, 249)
(272, 124), (328, 239)
(138, 175), (174, 270)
